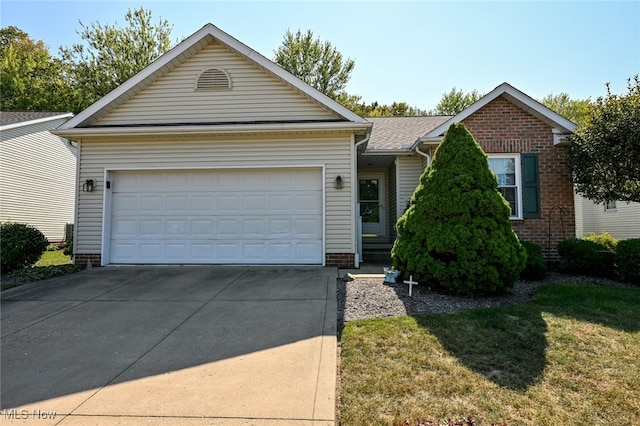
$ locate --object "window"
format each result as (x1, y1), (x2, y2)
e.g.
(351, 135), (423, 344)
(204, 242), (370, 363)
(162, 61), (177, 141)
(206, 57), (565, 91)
(605, 200), (617, 211)
(488, 154), (522, 219)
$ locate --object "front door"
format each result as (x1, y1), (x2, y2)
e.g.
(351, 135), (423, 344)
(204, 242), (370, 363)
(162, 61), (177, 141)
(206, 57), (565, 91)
(359, 173), (385, 237)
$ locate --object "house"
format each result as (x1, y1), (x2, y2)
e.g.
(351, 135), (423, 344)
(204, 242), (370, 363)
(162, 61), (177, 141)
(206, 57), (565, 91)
(361, 84), (577, 262)
(575, 196), (640, 240)
(1, 111), (75, 242)
(54, 23), (576, 267)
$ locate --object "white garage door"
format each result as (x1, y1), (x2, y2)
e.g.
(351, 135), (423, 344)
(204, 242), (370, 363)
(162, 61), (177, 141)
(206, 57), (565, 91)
(108, 169), (323, 264)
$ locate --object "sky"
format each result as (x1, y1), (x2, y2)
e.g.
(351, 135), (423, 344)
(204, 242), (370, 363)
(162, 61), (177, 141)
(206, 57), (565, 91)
(1, 0), (639, 111)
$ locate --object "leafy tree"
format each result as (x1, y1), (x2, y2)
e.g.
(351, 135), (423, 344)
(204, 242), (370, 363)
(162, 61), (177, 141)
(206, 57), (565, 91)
(355, 101), (429, 117)
(540, 92), (593, 126)
(0, 27), (74, 111)
(570, 75), (640, 203)
(392, 123), (527, 296)
(274, 29), (355, 101)
(0, 26), (28, 49)
(433, 87), (483, 115)
(60, 7), (174, 111)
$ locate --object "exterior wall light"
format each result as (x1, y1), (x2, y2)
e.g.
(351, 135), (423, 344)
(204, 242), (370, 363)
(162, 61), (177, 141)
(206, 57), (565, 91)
(334, 175), (343, 189)
(83, 179), (94, 192)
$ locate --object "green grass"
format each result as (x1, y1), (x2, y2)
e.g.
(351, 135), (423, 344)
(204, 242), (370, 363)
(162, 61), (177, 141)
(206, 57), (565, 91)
(1, 246), (85, 291)
(339, 283), (640, 426)
(34, 247), (73, 266)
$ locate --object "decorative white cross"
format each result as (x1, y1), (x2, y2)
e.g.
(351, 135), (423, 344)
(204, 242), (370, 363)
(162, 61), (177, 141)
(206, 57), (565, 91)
(404, 275), (418, 297)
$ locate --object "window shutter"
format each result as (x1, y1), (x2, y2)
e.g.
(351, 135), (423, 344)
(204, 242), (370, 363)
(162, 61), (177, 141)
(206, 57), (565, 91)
(521, 153), (541, 218)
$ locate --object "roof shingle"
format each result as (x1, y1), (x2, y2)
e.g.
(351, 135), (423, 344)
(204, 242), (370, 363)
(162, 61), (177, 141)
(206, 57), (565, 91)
(0, 111), (72, 127)
(365, 116), (452, 151)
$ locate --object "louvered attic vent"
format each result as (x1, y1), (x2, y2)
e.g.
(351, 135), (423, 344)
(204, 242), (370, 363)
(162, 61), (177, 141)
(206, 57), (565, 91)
(195, 68), (231, 90)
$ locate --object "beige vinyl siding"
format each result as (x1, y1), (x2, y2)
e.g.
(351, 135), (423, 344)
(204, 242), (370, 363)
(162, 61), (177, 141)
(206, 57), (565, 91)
(396, 155), (423, 219)
(95, 41), (338, 126)
(388, 162), (397, 239)
(0, 119), (76, 241)
(76, 134), (354, 255)
(575, 195), (640, 239)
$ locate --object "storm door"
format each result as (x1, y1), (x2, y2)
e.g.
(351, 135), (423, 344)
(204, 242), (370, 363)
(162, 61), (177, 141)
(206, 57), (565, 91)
(358, 173), (385, 237)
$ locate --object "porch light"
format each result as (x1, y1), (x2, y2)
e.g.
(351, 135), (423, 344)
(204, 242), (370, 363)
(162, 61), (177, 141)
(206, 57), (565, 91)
(334, 175), (343, 189)
(83, 179), (94, 192)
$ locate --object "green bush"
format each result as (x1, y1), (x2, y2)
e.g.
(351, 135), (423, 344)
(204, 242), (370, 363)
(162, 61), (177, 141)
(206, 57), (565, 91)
(63, 232), (74, 256)
(1, 222), (49, 273)
(615, 238), (640, 285)
(557, 238), (615, 278)
(392, 123), (527, 296)
(582, 232), (619, 251)
(520, 241), (546, 280)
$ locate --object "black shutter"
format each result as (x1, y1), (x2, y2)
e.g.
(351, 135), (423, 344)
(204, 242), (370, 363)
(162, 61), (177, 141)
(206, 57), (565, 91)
(522, 153), (541, 218)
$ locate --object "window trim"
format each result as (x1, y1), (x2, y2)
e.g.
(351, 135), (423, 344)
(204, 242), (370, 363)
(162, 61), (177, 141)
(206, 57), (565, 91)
(487, 153), (523, 219)
(604, 200), (617, 211)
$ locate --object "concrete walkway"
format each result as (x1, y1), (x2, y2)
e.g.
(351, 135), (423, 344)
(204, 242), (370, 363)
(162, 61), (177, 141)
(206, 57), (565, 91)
(1, 266), (337, 425)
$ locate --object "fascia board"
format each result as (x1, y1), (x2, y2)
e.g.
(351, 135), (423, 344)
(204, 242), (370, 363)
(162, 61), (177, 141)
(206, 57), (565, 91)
(52, 121), (372, 139)
(362, 149), (414, 155)
(0, 113), (74, 131)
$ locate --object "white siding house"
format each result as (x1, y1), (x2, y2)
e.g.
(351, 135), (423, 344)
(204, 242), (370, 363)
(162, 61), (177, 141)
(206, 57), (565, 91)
(575, 195), (640, 239)
(54, 24), (371, 267)
(0, 112), (75, 242)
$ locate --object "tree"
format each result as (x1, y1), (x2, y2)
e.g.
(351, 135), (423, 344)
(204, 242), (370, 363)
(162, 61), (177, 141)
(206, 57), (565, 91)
(0, 27), (73, 111)
(60, 7), (174, 111)
(355, 101), (429, 117)
(433, 87), (483, 115)
(570, 75), (640, 203)
(540, 92), (593, 126)
(274, 29), (355, 101)
(392, 123), (526, 296)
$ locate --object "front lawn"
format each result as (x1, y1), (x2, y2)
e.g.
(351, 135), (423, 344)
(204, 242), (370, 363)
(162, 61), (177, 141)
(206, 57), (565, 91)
(339, 283), (640, 425)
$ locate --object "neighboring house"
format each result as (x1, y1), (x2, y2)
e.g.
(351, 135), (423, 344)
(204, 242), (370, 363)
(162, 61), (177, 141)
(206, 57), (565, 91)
(575, 196), (640, 239)
(1, 111), (75, 242)
(54, 24), (576, 267)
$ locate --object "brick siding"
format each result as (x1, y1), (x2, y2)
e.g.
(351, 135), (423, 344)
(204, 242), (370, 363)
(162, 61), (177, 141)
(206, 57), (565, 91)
(325, 253), (355, 268)
(74, 254), (102, 266)
(461, 95), (575, 261)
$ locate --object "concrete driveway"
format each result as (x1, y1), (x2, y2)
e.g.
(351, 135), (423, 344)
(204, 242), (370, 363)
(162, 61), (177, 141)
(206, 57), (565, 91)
(1, 266), (337, 425)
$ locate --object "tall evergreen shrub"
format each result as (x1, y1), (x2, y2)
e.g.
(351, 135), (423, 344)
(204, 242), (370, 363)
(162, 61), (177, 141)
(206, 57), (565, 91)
(391, 123), (527, 295)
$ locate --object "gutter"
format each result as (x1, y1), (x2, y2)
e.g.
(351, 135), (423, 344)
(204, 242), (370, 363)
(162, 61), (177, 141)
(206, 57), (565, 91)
(52, 121), (372, 139)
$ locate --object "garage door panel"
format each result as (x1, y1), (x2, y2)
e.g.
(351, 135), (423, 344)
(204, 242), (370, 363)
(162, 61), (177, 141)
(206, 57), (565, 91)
(191, 219), (215, 236)
(166, 196), (189, 213)
(140, 196), (164, 213)
(111, 219), (137, 238)
(109, 169), (323, 264)
(191, 195), (215, 213)
(217, 195), (243, 214)
(139, 220), (162, 237)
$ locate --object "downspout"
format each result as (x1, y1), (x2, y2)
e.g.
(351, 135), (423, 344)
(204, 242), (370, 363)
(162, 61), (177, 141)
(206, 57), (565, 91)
(415, 143), (431, 166)
(353, 133), (370, 267)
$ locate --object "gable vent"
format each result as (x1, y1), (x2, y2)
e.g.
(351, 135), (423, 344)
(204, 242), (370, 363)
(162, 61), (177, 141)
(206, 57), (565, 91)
(195, 68), (231, 90)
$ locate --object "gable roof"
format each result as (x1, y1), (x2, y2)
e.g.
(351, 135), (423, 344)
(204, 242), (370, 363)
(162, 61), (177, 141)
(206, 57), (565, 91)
(58, 23), (367, 132)
(365, 116), (451, 151)
(417, 82), (577, 146)
(0, 111), (73, 130)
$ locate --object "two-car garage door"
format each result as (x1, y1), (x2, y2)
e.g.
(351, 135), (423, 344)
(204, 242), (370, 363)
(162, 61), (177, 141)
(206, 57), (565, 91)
(108, 168), (323, 264)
